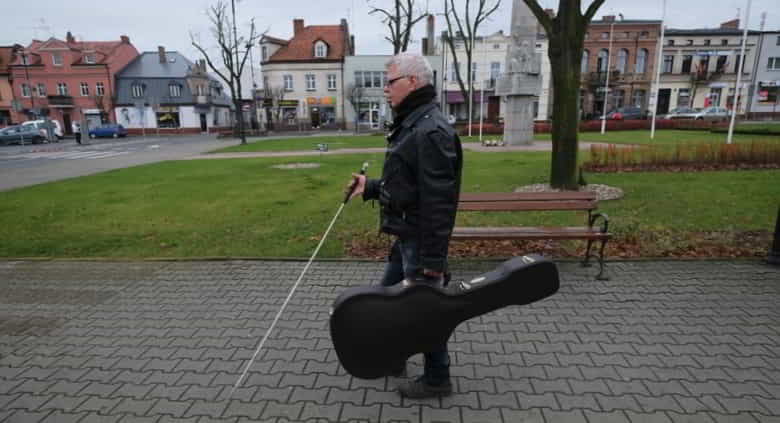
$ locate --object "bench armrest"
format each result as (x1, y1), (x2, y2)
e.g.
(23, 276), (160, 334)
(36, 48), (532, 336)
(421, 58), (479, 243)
(589, 212), (609, 233)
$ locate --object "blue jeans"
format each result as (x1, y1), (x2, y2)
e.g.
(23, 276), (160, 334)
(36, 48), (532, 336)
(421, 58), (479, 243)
(382, 238), (450, 385)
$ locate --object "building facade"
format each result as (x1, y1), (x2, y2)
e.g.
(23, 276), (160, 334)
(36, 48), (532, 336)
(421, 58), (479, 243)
(580, 17), (661, 119)
(659, 20), (760, 115)
(9, 32), (138, 134)
(438, 30), (551, 123)
(260, 19), (353, 130)
(114, 48), (232, 134)
(0, 46), (16, 127)
(747, 31), (780, 119)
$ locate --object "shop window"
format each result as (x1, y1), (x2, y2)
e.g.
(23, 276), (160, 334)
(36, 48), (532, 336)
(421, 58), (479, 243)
(156, 111), (180, 128)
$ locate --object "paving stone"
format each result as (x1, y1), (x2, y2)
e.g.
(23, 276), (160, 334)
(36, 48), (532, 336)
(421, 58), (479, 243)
(147, 398), (193, 418)
(110, 398), (157, 416)
(542, 408), (588, 423)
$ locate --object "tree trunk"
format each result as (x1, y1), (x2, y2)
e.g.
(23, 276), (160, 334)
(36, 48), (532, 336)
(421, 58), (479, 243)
(547, 10), (585, 190)
(235, 80), (246, 144)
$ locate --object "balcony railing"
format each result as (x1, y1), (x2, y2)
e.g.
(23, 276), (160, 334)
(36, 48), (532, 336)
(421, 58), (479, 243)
(47, 95), (73, 106)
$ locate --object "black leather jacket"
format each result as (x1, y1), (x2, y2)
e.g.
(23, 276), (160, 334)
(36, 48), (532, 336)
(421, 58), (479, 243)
(363, 102), (463, 272)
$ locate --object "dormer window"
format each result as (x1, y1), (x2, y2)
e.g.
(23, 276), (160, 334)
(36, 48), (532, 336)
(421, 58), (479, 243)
(169, 83), (181, 97)
(132, 83), (145, 98)
(262, 46), (268, 61)
(83, 54), (96, 64)
(315, 41), (327, 58)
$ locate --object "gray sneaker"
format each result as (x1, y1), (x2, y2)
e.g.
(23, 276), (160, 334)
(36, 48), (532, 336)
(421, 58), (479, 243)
(397, 376), (453, 398)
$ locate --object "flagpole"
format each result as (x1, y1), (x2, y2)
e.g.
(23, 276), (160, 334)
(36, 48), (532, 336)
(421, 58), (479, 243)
(650, 0), (667, 139)
(600, 21), (614, 134)
(727, 0), (751, 145)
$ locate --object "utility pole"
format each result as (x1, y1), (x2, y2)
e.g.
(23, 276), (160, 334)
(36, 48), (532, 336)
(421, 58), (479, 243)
(247, 42), (258, 131)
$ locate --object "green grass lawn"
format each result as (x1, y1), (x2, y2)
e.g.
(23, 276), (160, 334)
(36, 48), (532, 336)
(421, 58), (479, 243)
(212, 129), (779, 154)
(1, 151), (777, 259)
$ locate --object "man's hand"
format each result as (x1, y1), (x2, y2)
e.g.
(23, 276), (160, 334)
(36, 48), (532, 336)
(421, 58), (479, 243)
(345, 173), (366, 200)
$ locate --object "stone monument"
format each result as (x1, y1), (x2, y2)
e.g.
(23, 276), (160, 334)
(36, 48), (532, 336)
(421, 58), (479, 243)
(496, 0), (541, 145)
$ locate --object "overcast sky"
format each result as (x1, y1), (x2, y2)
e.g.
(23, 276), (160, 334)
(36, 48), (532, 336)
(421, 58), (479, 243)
(3, 0), (779, 64)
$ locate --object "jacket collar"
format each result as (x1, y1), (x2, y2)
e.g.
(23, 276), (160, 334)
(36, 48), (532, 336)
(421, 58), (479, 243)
(400, 103), (437, 129)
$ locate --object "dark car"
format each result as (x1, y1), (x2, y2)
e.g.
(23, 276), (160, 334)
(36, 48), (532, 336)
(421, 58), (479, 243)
(0, 125), (46, 146)
(88, 123), (128, 139)
(607, 106), (646, 120)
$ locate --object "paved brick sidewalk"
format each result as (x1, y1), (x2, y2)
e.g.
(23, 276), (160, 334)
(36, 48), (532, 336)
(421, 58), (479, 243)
(0, 259), (778, 423)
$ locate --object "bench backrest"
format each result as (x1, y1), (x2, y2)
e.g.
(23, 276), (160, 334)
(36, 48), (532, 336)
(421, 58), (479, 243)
(458, 192), (598, 212)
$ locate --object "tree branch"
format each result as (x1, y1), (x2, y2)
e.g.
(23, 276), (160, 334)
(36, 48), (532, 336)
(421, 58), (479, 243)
(583, 0), (606, 23)
(521, 0), (553, 34)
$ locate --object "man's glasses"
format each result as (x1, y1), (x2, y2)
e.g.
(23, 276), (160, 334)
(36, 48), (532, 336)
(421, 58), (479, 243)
(386, 75), (409, 87)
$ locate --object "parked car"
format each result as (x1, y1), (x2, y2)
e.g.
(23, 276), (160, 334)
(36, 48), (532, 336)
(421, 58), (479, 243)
(691, 107), (730, 121)
(663, 107), (700, 120)
(88, 123), (127, 139)
(22, 119), (63, 140)
(606, 106), (646, 120)
(0, 125), (46, 146)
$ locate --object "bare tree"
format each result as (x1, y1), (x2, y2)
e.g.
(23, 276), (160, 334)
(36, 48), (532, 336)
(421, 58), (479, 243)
(523, 0), (605, 189)
(442, 0), (501, 121)
(369, 0), (428, 54)
(345, 83), (365, 134)
(191, 0), (263, 144)
(268, 86), (286, 129)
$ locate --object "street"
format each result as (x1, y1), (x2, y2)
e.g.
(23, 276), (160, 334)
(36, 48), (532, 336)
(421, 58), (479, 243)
(0, 134), (231, 192)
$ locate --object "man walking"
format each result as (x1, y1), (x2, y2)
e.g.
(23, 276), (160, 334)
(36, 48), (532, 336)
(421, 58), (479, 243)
(72, 121), (82, 145)
(347, 52), (462, 398)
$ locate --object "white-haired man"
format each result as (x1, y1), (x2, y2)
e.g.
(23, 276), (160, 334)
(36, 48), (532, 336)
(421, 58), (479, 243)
(347, 52), (462, 398)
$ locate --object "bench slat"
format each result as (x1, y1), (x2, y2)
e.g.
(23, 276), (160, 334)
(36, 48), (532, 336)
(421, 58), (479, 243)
(458, 200), (597, 211)
(460, 192), (596, 202)
(452, 226), (610, 240)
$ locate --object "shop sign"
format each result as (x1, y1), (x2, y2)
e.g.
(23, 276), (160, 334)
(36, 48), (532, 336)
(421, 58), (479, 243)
(307, 97), (317, 105)
(278, 99), (299, 107)
(158, 106), (177, 112)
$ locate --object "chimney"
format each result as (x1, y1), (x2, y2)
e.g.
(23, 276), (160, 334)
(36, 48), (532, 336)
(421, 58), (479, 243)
(293, 19), (304, 36)
(603, 15), (616, 22)
(158, 46), (166, 63)
(350, 35), (355, 55)
(66, 31), (75, 43)
(427, 14), (435, 54)
(721, 19), (739, 29)
(120, 35), (130, 44)
(422, 38), (428, 55)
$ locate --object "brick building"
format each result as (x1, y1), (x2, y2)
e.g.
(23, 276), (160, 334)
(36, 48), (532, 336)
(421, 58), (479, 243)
(9, 32), (138, 134)
(0, 46), (16, 126)
(580, 16), (662, 118)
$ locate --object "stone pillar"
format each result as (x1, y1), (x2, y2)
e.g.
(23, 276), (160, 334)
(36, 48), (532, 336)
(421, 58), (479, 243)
(495, 0), (541, 145)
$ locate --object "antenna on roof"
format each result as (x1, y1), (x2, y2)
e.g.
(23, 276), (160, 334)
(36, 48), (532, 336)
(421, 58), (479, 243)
(736, 7), (740, 22)
(760, 11), (767, 30)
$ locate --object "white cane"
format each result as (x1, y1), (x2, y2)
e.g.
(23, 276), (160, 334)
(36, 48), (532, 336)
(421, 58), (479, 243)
(229, 162), (369, 397)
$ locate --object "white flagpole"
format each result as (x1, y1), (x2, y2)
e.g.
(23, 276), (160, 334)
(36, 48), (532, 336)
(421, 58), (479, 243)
(650, 0), (667, 139)
(727, 0), (752, 145)
(601, 21), (614, 134)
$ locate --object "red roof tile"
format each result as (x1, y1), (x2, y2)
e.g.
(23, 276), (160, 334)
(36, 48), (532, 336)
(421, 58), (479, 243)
(268, 24), (347, 62)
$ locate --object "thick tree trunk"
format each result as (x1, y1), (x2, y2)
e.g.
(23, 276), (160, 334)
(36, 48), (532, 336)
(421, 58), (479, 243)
(547, 9), (585, 190)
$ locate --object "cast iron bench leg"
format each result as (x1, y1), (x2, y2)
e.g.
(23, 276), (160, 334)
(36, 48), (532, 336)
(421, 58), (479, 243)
(582, 239), (594, 268)
(595, 238), (609, 280)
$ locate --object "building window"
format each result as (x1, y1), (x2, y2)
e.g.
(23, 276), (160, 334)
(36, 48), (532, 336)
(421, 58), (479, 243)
(169, 83), (181, 97)
(284, 75), (293, 91)
(83, 54), (96, 64)
(716, 55), (728, 73)
(37, 83), (46, 97)
(305, 74), (315, 91)
(663, 55), (674, 73)
(668, 39), (675, 46)
(640, 31), (649, 39)
(21, 55), (30, 65)
(768, 57), (780, 70)
(697, 56), (709, 74)
(493, 44), (500, 49)
(80, 82), (89, 96)
(777, 36), (780, 46)
(601, 32), (609, 40)
(355, 71), (364, 87)
(617, 49), (628, 73)
(131, 83), (144, 98)
(687, 39), (694, 46)
(721, 39), (728, 46)
(677, 88), (691, 108)
(96, 82), (104, 96)
(261, 46), (268, 61)
(632, 89), (646, 107)
(327, 74), (337, 90)
(490, 62), (501, 80)
(682, 55), (693, 73)
(450, 63), (459, 81)
(581, 50), (589, 74)
(635, 49), (648, 74)
(21, 83), (30, 97)
(315, 42), (327, 58)
(52, 53), (63, 66)
(598, 49), (609, 72)
(704, 39), (711, 46)
(373, 71), (382, 88)
(57, 82), (68, 96)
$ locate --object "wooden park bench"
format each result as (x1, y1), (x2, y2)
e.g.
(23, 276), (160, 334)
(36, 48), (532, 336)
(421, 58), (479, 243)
(452, 192), (612, 280)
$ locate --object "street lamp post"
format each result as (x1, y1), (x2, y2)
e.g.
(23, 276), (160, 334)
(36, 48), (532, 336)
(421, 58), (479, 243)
(247, 42), (259, 131)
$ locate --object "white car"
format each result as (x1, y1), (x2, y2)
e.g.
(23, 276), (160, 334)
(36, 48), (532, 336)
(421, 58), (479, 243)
(22, 119), (63, 140)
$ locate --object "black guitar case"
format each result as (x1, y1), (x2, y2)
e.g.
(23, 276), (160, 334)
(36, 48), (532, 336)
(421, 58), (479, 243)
(329, 254), (560, 379)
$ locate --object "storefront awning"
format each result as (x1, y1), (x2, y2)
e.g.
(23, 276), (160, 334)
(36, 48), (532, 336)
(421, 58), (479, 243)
(445, 90), (494, 104)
